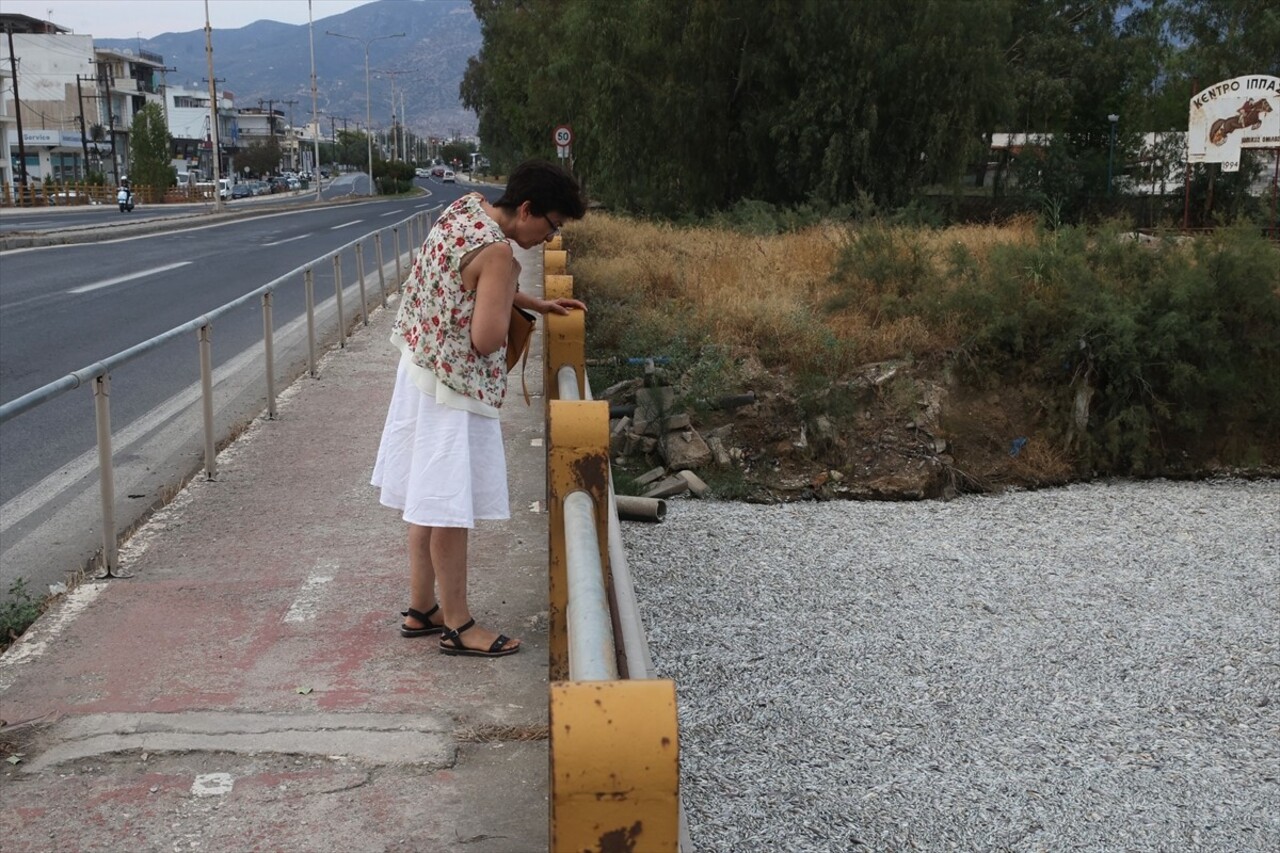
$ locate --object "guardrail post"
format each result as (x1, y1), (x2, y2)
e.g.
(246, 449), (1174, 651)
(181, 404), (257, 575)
(333, 253), (346, 347)
(547, 398), (611, 681)
(304, 267), (318, 377)
(375, 232), (388, 306)
(262, 292), (277, 419)
(92, 373), (121, 577)
(550, 680), (680, 853)
(544, 248), (568, 276)
(198, 323), (217, 480)
(545, 286), (585, 402)
(393, 226), (403, 287)
(355, 242), (369, 326)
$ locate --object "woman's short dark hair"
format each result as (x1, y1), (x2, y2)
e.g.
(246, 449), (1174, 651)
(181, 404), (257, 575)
(494, 159), (586, 221)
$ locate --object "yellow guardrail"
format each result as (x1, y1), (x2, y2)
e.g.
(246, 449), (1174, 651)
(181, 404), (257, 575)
(541, 237), (685, 852)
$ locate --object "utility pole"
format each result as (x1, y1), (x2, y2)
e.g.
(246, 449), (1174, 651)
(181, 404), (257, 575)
(98, 62), (120, 183)
(374, 68), (408, 161)
(203, 0), (224, 212)
(308, 0), (322, 199)
(6, 25), (30, 188)
(279, 99), (299, 170)
(75, 74), (91, 175)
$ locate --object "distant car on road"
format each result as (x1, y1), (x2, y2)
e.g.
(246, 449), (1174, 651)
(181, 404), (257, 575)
(442, 169), (455, 183)
(415, 167), (429, 178)
(430, 165), (445, 178)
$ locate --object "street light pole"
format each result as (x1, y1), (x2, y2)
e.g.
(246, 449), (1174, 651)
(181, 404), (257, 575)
(1107, 113), (1119, 198)
(308, 1), (322, 201)
(204, 0), (224, 212)
(326, 29), (403, 196)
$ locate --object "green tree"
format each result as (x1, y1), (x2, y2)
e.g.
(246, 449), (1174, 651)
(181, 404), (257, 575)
(238, 137), (282, 177)
(128, 102), (175, 190)
(465, 0), (1014, 215)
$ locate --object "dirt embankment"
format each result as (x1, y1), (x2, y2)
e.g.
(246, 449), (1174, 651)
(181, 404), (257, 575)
(605, 357), (1276, 502)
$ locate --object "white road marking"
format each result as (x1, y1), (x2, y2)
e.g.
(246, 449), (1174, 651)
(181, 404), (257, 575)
(262, 233), (311, 246)
(192, 773), (235, 797)
(283, 568), (334, 623)
(380, 210), (399, 217)
(67, 261), (193, 294)
(330, 220), (363, 230)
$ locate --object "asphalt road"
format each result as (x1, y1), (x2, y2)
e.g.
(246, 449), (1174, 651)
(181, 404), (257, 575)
(0, 176), (488, 599)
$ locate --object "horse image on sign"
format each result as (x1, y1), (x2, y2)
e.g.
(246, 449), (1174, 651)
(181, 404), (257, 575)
(1210, 98), (1274, 146)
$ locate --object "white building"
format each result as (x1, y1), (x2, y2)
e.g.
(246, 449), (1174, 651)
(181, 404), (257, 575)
(92, 46), (166, 180)
(165, 84), (237, 180)
(0, 12), (166, 188)
(0, 14), (95, 185)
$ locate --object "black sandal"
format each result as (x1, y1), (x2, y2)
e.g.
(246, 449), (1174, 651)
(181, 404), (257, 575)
(400, 604), (444, 638)
(439, 618), (520, 658)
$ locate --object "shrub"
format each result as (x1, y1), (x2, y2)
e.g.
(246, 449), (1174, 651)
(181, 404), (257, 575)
(1, 578), (42, 649)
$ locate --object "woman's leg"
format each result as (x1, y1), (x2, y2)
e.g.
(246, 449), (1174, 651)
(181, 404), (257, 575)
(432, 525), (521, 653)
(404, 523), (440, 630)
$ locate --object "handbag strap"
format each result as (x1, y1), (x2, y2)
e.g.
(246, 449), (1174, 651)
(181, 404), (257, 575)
(513, 335), (532, 406)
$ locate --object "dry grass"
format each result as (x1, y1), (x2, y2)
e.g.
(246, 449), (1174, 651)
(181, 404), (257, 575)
(564, 212), (1038, 375)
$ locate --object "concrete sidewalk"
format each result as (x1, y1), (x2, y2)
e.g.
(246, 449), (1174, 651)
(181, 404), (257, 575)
(0, 262), (554, 851)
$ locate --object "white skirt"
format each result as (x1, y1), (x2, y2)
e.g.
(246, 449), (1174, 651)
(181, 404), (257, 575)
(371, 360), (510, 527)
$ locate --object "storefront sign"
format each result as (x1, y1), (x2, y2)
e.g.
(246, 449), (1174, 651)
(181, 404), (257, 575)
(22, 130), (59, 146)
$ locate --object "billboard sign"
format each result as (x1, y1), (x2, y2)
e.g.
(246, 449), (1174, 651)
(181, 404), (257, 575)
(1187, 75), (1279, 172)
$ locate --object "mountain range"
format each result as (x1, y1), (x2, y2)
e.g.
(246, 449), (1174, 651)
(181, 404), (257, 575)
(97, 0), (480, 137)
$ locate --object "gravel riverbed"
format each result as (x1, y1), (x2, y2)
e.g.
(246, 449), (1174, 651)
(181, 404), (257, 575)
(622, 479), (1279, 852)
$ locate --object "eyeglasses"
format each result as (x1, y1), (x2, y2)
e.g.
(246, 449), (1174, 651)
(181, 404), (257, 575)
(541, 214), (560, 240)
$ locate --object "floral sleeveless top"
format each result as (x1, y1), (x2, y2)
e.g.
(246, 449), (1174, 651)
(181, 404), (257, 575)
(393, 193), (509, 407)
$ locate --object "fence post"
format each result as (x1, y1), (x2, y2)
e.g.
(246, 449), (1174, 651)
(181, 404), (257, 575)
(304, 268), (318, 377)
(333, 253), (346, 347)
(545, 282), (584, 402)
(375, 232), (387, 306)
(393, 226), (403, 287)
(262, 292), (277, 418)
(355, 242), (369, 325)
(92, 373), (121, 577)
(198, 323), (217, 480)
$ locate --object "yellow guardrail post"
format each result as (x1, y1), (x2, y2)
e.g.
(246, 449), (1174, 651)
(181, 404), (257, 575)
(550, 680), (681, 852)
(547, 396), (609, 681)
(544, 281), (585, 401)
(544, 248), (568, 275)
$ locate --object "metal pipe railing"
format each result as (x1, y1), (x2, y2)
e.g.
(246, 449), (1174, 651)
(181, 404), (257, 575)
(564, 490), (619, 681)
(555, 364), (657, 681)
(0, 204), (443, 577)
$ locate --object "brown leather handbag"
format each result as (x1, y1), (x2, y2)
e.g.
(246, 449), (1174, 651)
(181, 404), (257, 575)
(506, 306), (537, 403)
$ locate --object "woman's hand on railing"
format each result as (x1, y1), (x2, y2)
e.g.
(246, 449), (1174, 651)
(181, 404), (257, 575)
(535, 295), (586, 315)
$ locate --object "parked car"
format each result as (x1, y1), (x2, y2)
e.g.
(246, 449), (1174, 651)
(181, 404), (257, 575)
(230, 183), (253, 199)
(442, 169), (455, 183)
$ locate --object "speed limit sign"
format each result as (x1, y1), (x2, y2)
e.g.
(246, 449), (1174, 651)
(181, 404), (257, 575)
(553, 124), (573, 158)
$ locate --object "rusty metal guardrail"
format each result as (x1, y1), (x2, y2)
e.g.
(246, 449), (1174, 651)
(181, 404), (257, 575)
(540, 239), (691, 852)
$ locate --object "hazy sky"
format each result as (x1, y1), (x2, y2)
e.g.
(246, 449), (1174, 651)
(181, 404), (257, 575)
(3, 0), (377, 40)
